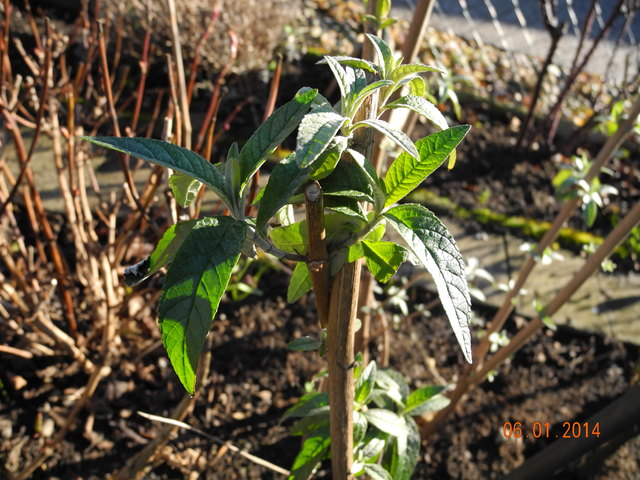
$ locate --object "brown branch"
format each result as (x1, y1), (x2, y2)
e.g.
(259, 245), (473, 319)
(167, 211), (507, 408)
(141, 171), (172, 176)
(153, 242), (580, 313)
(544, 0), (625, 144)
(0, 19), (52, 218)
(327, 259), (361, 480)
(194, 29), (238, 154)
(97, 20), (145, 216)
(186, 5), (221, 105)
(0, 0), (12, 85)
(516, 0), (565, 149)
(167, 0), (192, 149)
(305, 181), (330, 328)
(0, 32), (78, 335)
(130, 4), (152, 134)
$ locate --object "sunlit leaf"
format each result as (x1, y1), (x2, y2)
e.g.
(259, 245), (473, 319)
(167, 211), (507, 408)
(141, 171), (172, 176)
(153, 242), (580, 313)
(365, 34), (394, 78)
(384, 125), (470, 207)
(317, 56), (379, 74)
(296, 110), (347, 168)
(353, 411), (368, 445)
(323, 56), (355, 105)
(383, 416), (420, 480)
(384, 204), (472, 363)
(310, 136), (348, 181)
(350, 79), (394, 114)
(390, 63), (445, 84)
(353, 119), (419, 159)
(361, 240), (405, 283)
(169, 173), (202, 207)
(158, 217), (247, 393)
(363, 409), (408, 437)
(355, 361), (377, 404)
(382, 95), (448, 131)
(357, 436), (386, 462)
(363, 463), (393, 480)
(403, 385), (449, 416)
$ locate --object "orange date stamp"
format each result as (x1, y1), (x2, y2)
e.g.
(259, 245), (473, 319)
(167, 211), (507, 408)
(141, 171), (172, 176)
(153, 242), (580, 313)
(502, 421), (601, 439)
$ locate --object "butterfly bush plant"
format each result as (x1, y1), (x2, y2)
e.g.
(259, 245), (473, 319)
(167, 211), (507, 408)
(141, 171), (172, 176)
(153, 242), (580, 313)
(83, 33), (472, 478)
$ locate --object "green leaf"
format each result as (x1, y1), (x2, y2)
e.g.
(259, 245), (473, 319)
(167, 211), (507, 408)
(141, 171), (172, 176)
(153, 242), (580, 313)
(363, 409), (408, 437)
(384, 204), (472, 363)
(384, 125), (470, 207)
(447, 89), (462, 121)
(382, 95), (448, 131)
(376, 369), (410, 402)
(288, 423), (331, 480)
(346, 148), (386, 213)
(288, 262), (312, 303)
(282, 392), (330, 422)
(310, 136), (348, 181)
(290, 414), (330, 437)
(323, 56), (355, 105)
(407, 76), (426, 98)
(345, 223), (387, 267)
(169, 173), (202, 207)
(391, 63), (445, 84)
(353, 411), (368, 445)
(352, 68), (368, 100)
(584, 200), (598, 227)
(124, 220), (198, 287)
(325, 213), (366, 247)
(256, 155), (311, 232)
(384, 416), (420, 480)
(82, 136), (231, 208)
(351, 79), (394, 115)
(158, 217), (247, 393)
(295, 110), (347, 168)
(403, 385), (449, 416)
(348, 242), (364, 263)
(375, 0), (391, 20)
(321, 160), (374, 203)
(361, 240), (405, 283)
(356, 436), (386, 462)
(239, 88), (317, 192)
(363, 464), (393, 480)
(352, 119), (418, 159)
(355, 360), (377, 404)
(270, 222), (308, 256)
(288, 336), (322, 352)
(317, 56), (379, 74)
(447, 148), (458, 170)
(224, 141), (242, 195)
(324, 197), (367, 221)
(366, 34), (394, 78)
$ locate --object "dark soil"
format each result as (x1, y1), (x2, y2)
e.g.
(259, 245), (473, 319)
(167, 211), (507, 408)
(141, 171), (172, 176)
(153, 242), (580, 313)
(2, 267), (639, 479)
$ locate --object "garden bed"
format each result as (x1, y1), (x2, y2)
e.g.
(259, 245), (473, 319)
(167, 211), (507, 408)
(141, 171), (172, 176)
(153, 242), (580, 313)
(1, 268), (639, 479)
